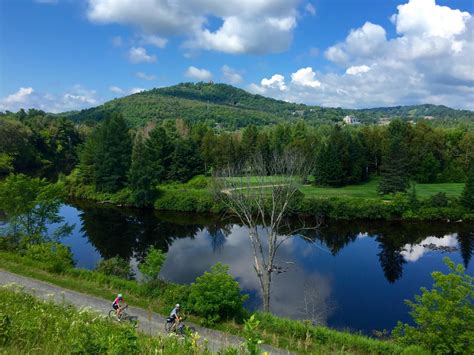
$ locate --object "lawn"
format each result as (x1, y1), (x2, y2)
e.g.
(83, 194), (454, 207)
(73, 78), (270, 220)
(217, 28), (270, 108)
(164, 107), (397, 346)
(300, 179), (465, 200)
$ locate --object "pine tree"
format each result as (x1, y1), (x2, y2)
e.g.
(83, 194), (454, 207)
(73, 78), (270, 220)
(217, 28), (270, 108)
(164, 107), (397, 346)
(168, 138), (203, 182)
(378, 120), (411, 194)
(94, 113), (132, 192)
(314, 143), (344, 186)
(145, 126), (173, 185)
(128, 132), (155, 207)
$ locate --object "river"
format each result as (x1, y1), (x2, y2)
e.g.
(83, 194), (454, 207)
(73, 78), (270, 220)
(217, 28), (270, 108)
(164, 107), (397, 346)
(54, 200), (473, 334)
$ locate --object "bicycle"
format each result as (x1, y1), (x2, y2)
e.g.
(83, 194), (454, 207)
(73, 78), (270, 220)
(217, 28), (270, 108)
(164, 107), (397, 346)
(164, 316), (195, 336)
(108, 304), (138, 324)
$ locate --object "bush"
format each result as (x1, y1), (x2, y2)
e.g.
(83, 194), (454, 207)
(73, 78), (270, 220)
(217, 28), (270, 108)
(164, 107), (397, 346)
(24, 242), (74, 273)
(393, 257), (473, 354)
(185, 175), (209, 189)
(95, 256), (134, 280)
(138, 246), (166, 282)
(189, 263), (247, 325)
(428, 192), (448, 207)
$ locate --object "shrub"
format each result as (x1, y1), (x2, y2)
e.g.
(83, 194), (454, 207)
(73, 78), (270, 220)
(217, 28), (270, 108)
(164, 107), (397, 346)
(393, 257), (473, 354)
(138, 246), (166, 282)
(188, 263), (247, 325)
(25, 242), (74, 273)
(185, 175), (209, 189)
(95, 256), (134, 280)
(428, 192), (448, 207)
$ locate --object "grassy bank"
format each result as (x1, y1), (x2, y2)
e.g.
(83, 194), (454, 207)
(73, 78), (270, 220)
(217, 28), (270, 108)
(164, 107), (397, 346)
(0, 286), (226, 354)
(65, 175), (471, 221)
(0, 250), (422, 354)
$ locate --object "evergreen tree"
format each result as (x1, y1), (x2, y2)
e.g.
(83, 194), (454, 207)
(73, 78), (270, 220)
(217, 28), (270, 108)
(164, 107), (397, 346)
(240, 125), (258, 158)
(168, 138), (203, 182)
(378, 120), (411, 194)
(314, 126), (346, 186)
(145, 126), (173, 185)
(94, 113), (132, 192)
(461, 166), (474, 210)
(77, 131), (99, 185)
(314, 143), (344, 186)
(129, 132), (156, 207)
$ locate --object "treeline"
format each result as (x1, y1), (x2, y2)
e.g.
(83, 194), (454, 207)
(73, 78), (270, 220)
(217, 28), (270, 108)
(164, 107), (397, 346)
(64, 113), (474, 207)
(0, 109), (83, 179)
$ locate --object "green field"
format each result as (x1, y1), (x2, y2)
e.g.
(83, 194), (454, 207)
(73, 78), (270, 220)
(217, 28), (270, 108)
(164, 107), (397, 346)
(218, 176), (465, 200)
(300, 179), (464, 200)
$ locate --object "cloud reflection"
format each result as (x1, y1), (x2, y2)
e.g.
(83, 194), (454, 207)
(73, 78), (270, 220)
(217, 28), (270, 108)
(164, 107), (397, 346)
(401, 234), (458, 262)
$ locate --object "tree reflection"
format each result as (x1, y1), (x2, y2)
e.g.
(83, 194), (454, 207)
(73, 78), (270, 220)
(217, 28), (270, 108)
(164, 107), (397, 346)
(457, 231), (473, 269)
(72, 200), (204, 264)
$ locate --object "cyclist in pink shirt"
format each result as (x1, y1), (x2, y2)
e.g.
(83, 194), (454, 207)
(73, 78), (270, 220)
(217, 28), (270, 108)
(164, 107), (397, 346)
(112, 293), (125, 319)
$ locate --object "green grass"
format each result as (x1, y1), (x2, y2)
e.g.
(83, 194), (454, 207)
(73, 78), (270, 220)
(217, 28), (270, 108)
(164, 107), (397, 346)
(0, 251), (420, 354)
(301, 178), (464, 200)
(0, 286), (222, 354)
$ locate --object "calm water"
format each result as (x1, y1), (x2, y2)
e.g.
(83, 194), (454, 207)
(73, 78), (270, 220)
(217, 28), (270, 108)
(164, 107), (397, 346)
(56, 201), (473, 334)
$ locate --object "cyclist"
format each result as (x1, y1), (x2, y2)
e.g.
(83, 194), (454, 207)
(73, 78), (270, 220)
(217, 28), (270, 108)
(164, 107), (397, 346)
(169, 303), (181, 331)
(112, 293), (125, 320)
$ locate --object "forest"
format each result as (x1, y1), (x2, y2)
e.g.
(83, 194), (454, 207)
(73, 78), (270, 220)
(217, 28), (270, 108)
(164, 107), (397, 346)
(63, 83), (474, 128)
(1, 103), (473, 217)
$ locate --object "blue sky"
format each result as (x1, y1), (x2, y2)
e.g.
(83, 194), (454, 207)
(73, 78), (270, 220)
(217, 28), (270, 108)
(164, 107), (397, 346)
(1, 0), (473, 112)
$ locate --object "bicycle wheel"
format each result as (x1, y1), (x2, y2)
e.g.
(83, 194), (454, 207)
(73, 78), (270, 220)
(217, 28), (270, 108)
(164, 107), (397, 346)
(164, 321), (172, 332)
(108, 309), (117, 320)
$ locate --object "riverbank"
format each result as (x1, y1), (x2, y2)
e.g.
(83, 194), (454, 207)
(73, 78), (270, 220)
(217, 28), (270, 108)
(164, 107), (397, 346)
(63, 175), (472, 221)
(0, 250), (419, 354)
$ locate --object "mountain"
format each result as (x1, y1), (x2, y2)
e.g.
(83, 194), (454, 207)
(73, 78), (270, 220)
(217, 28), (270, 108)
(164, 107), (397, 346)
(66, 82), (474, 129)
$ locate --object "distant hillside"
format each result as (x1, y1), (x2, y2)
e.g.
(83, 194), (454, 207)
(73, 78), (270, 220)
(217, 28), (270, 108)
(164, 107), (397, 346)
(66, 82), (474, 128)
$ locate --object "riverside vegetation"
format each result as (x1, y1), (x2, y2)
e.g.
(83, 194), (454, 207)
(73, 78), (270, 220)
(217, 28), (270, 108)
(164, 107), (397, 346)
(1, 175), (473, 354)
(1, 83), (474, 220)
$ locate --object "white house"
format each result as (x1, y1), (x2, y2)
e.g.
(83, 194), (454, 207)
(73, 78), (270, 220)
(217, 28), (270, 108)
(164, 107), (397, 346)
(343, 115), (360, 125)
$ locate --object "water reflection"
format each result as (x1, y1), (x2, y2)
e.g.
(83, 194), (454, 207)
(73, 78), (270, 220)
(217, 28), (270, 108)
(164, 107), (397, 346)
(65, 201), (473, 332)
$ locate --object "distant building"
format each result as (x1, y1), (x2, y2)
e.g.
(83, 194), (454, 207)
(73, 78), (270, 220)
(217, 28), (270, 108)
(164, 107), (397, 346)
(378, 117), (391, 126)
(292, 110), (305, 116)
(424, 115), (434, 120)
(343, 115), (360, 125)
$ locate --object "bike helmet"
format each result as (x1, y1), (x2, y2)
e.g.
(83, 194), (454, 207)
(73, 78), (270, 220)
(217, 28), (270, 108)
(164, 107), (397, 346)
(175, 303), (180, 309)
(118, 293), (123, 299)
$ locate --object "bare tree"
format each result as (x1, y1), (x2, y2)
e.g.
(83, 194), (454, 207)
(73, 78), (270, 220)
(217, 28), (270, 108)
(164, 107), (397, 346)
(213, 151), (318, 312)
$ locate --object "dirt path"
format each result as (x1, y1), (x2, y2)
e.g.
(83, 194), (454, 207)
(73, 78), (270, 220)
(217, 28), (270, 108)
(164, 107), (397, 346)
(0, 269), (290, 354)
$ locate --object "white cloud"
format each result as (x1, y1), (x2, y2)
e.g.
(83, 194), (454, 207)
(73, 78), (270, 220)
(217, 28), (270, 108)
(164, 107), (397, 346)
(221, 65), (243, 84)
(291, 67), (321, 88)
(0, 85), (100, 113)
(139, 34), (167, 48)
(128, 47), (156, 63)
(135, 72), (156, 81)
(112, 36), (123, 47)
(109, 86), (124, 94)
(346, 65), (371, 75)
(185, 66), (213, 81)
(393, 0), (470, 39)
(129, 87), (146, 94)
(305, 3), (316, 16)
(251, 0), (474, 110)
(325, 22), (386, 64)
(87, 0), (300, 55)
(261, 74), (287, 91)
(1, 87), (34, 105)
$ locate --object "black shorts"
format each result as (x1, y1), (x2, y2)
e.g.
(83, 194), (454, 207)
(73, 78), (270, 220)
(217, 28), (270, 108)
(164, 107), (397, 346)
(113, 303), (119, 310)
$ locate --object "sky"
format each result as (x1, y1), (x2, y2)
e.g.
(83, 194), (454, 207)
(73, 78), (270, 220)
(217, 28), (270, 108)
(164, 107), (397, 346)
(0, 0), (473, 113)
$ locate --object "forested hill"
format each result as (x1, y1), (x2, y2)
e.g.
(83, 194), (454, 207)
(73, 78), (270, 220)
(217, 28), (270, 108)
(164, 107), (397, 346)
(65, 82), (474, 129)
